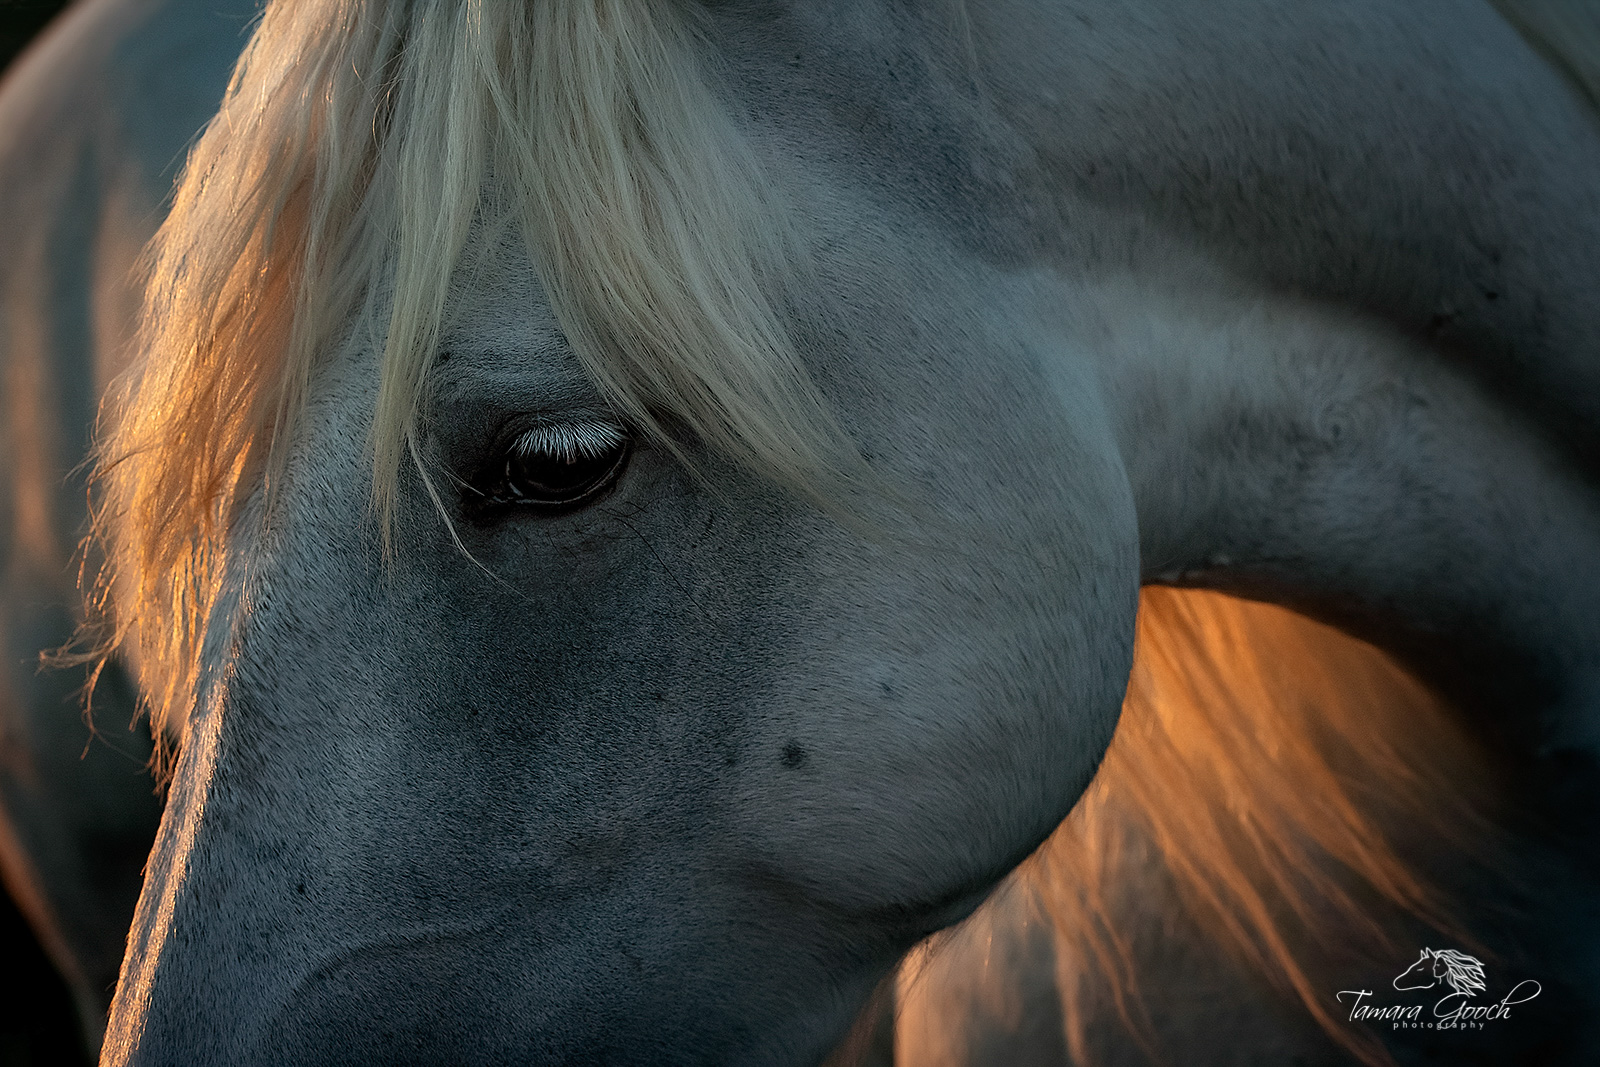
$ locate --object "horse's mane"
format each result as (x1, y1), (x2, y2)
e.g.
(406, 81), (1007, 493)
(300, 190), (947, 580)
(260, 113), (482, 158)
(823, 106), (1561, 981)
(1432, 948), (1488, 998)
(1017, 589), (1490, 1064)
(91, 0), (1495, 1063)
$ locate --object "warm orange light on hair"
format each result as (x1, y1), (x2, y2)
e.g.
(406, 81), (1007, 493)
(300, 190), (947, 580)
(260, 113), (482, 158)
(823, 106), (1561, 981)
(1020, 588), (1490, 1064)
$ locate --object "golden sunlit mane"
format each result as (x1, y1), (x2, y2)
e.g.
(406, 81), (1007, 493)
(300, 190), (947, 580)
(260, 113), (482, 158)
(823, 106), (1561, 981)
(1019, 589), (1489, 1065)
(87, 0), (851, 755)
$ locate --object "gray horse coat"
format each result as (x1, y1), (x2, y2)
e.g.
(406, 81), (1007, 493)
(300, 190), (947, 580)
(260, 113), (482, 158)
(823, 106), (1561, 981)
(2, 1), (1599, 1065)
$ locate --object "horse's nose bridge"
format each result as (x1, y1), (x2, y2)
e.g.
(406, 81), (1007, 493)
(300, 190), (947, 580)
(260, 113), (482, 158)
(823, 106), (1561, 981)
(108, 609), (552, 1051)
(102, 696), (243, 1064)
(106, 717), (392, 1063)
(104, 693), (613, 1067)
(105, 602), (430, 1042)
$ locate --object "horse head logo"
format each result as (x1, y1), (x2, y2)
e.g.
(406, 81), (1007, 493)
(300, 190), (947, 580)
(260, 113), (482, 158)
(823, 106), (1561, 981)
(1393, 948), (1487, 997)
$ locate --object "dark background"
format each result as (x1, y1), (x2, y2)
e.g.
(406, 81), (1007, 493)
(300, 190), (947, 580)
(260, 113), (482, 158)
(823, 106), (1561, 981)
(0, 2), (67, 70)
(1, 7), (96, 1067)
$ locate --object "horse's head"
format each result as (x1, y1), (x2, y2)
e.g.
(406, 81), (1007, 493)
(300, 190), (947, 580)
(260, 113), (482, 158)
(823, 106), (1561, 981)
(99, 3), (1136, 1063)
(1394, 949), (1440, 992)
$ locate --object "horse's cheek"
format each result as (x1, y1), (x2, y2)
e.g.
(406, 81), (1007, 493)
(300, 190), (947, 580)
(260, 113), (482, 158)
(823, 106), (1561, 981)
(719, 527), (1135, 932)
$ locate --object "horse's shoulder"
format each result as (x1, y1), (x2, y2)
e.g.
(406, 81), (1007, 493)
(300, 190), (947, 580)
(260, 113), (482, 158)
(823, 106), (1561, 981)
(0, 0), (251, 181)
(0, 0), (250, 566)
(0, 0), (253, 294)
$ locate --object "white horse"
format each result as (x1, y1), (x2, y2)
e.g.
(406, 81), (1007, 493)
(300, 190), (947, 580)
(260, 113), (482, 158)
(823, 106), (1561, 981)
(2, 1), (1599, 1064)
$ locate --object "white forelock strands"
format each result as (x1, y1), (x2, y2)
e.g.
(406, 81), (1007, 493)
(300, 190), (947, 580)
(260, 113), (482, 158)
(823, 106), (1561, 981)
(87, 2), (1492, 1062)
(87, 0), (853, 757)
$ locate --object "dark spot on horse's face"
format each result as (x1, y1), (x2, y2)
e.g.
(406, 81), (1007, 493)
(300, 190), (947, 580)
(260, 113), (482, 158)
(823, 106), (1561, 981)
(780, 742), (808, 769)
(295, 882), (305, 895)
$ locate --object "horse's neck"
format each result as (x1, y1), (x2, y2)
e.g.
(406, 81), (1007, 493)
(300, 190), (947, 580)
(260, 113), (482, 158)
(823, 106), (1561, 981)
(963, 0), (1600, 469)
(940, 0), (1600, 748)
(1054, 266), (1600, 752)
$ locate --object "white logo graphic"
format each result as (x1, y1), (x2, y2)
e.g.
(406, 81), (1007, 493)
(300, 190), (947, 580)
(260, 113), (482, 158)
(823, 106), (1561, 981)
(1392, 948), (1487, 997)
(1336, 947), (1540, 1032)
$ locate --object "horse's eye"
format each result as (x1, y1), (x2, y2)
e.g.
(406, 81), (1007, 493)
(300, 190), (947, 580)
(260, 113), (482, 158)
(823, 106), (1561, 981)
(469, 420), (630, 515)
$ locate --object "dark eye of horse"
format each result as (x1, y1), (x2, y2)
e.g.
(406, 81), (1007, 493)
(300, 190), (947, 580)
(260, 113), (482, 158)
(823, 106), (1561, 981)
(468, 420), (631, 515)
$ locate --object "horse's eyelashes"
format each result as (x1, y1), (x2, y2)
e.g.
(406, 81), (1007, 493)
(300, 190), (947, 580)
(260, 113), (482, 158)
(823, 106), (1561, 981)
(467, 419), (631, 518)
(510, 420), (627, 463)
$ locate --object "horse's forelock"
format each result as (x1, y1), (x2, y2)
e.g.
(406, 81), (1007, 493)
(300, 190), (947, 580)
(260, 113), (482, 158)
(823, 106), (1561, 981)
(87, 0), (853, 755)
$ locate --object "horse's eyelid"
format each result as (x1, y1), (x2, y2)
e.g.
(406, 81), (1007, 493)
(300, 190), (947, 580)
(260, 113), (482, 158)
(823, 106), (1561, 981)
(509, 421), (627, 461)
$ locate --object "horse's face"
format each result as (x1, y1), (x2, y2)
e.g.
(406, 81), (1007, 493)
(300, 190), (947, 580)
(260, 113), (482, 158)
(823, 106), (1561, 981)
(1394, 950), (1438, 991)
(107, 116), (1138, 1067)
